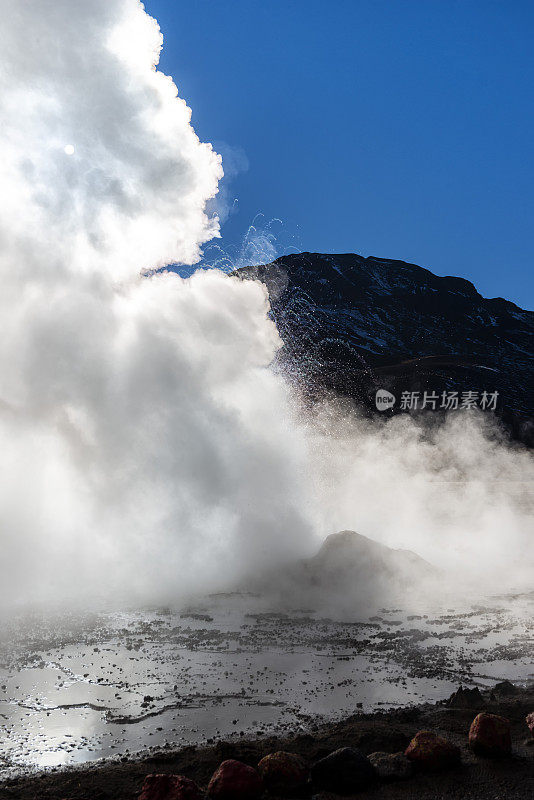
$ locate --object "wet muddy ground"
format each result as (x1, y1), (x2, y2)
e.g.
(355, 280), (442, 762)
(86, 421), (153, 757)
(0, 590), (532, 777)
(2, 681), (534, 799)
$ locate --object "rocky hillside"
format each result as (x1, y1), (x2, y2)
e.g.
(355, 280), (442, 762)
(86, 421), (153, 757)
(301, 530), (438, 590)
(236, 252), (534, 443)
(251, 529), (441, 611)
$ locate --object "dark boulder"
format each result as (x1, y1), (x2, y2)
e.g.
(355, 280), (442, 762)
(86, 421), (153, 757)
(258, 751), (309, 795)
(368, 751), (413, 780)
(310, 747), (375, 794)
(492, 680), (518, 696)
(446, 685), (484, 709)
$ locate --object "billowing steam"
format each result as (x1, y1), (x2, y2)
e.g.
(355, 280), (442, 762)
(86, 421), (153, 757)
(0, 1), (531, 612)
(307, 407), (534, 595)
(0, 0), (313, 606)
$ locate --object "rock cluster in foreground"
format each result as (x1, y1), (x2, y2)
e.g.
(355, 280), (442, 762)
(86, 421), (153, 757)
(137, 699), (533, 799)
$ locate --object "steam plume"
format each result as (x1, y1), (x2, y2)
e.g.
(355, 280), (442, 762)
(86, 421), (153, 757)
(0, 0), (313, 606)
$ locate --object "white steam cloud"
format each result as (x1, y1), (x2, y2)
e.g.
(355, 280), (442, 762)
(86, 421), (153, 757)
(0, 1), (531, 613)
(0, 0), (313, 606)
(0, 0), (222, 278)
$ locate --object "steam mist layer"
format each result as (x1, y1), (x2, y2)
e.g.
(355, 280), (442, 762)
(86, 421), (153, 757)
(307, 408), (534, 594)
(0, 1), (532, 610)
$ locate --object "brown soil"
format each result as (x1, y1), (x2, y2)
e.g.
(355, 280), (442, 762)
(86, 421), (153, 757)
(1, 686), (533, 800)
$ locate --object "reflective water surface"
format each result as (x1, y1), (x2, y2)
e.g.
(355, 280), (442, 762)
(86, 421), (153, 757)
(0, 591), (532, 775)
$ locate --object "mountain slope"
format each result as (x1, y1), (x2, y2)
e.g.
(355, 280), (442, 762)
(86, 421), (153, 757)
(250, 530), (441, 611)
(235, 252), (534, 442)
(302, 530), (438, 586)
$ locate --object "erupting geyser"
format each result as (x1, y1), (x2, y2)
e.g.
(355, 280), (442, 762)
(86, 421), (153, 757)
(0, 0), (314, 607)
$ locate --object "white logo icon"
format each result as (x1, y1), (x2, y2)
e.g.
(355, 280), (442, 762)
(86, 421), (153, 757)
(375, 389), (395, 411)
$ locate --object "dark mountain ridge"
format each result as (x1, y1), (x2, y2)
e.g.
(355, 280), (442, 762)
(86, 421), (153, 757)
(235, 252), (534, 443)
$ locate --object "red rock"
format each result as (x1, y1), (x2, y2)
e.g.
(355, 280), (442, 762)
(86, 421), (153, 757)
(469, 712), (511, 757)
(207, 759), (263, 800)
(526, 712), (534, 737)
(258, 751), (308, 794)
(405, 730), (460, 771)
(138, 774), (203, 800)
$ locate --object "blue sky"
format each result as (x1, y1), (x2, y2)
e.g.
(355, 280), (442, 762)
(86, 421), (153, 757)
(146, 0), (534, 309)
